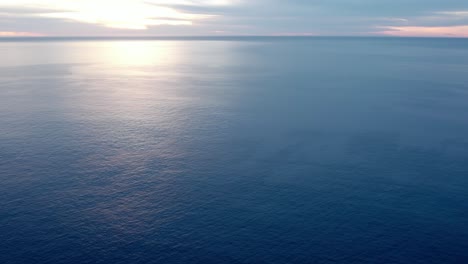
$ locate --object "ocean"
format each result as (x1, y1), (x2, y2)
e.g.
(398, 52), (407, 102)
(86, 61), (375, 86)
(1, 37), (467, 263)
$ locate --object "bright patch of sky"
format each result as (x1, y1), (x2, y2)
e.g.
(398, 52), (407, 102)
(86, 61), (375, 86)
(0, 0), (467, 37)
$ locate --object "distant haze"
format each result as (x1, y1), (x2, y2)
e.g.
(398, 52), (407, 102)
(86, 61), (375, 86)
(1, 0), (468, 37)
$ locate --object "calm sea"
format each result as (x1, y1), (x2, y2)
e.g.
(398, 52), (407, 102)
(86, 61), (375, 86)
(1, 37), (468, 263)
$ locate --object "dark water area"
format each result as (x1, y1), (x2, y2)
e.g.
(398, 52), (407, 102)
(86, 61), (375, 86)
(1, 37), (468, 263)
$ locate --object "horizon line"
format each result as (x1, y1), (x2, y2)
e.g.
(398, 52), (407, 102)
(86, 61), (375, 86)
(1, 35), (468, 41)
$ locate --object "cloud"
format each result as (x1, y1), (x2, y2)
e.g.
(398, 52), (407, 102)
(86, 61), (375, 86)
(0, 0), (233, 31)
(0, 0), (468, 36)
(437, 11), (468, 17)
(376, 8), (468, 36)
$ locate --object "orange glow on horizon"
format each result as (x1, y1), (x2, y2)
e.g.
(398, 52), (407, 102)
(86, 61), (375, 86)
(0, 31), (43, 37)
(380, 25), (468, 37)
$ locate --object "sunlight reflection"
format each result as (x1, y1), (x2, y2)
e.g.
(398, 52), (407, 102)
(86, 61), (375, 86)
(104, 41), (178, 66)
(0, 39), (253, 235)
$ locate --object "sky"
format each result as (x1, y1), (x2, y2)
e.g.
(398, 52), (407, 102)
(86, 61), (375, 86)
(1, 0), (468, 37)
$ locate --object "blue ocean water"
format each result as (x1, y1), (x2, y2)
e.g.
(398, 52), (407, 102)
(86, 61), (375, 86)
(1, 37), (467, 264)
